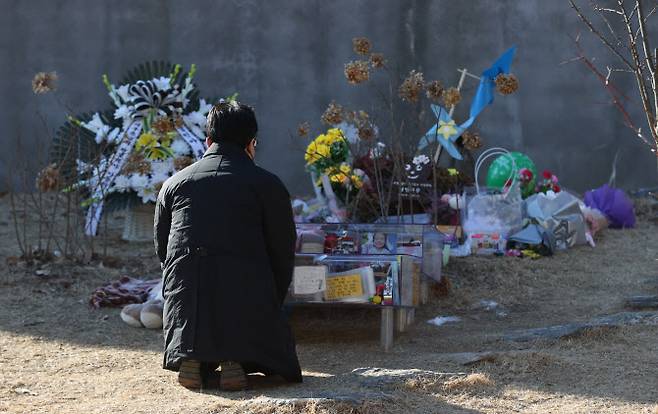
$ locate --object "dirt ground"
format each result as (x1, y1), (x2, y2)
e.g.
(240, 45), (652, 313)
(1, 195), (658, 414)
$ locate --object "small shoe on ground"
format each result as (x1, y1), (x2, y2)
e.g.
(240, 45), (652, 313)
(177, 359), (203, 390)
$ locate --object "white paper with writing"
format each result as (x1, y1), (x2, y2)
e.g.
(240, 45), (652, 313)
(293, 266), (327, 295)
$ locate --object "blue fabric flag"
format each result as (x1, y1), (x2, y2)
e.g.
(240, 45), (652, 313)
(418, 104), (464, 159)
(461, 46), (516, 129)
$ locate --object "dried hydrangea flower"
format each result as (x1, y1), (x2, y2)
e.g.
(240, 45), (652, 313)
(495, 73), (519, 95)
(358, 124), (375, 141)
(369, 53), (385, 69)
(173, 156), (194, 171)
(344, 60), (370, 84)
(123, 153), (152, 175)
(398, 70), (425, 103)
(32, 72), (58, 94)
(172, 115), (184, 128)
(461, 130), (482, 150)
(152, 116), (176, 134)
(352, 37), (372, 55)
(35, 163), (61, 192)
(425, 80), (444, 102)
(297, 122), (310, 137)
(321, 102), (344, 125)
(442, 87), (462, 107)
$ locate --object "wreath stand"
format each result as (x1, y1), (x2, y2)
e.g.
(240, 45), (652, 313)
(122, 203), (155, 242)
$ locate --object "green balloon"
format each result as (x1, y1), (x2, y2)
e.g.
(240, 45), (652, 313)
(485, 152), (537, 195)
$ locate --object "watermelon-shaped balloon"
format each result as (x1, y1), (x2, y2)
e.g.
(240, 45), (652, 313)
(485, 152), (537, 197)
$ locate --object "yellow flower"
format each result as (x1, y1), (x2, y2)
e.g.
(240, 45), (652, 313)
(314, 134), (326, 146)
(136, 133), (157, 150)
(351, 174), (363, 189)
(305, 141), (331, 165)
(327, 128), (342, 137)
(316, 128), (342, 146)
(325, 164), (362, 188)
(329, 173), (344, 184)
(447, 168), (459, 176)
(145, 146), (170, 160)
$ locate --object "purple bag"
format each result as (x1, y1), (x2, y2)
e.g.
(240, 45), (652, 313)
(584, 184), (635, 229)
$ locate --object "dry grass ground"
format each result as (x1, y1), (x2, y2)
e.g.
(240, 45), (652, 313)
(1, 194), (657, 413)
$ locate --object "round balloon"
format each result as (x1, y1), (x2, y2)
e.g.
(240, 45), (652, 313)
(485, 152), (537, 195)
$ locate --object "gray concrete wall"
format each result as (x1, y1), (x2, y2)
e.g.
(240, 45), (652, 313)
(1, 0), (656, 195)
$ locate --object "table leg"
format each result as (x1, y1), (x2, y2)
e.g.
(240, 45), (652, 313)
(380, 307), (394, 352)
(395, 308), (407, 333)
(421, 278), (429, 305)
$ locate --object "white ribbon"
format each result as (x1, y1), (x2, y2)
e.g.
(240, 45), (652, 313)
(320, 173), (347, 222)
(176, 126), (206, 160)
(84, 121), (143, 235)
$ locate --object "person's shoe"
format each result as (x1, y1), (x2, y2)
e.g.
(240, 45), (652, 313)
(177, 359), (203, 390)
(217, 361), (248, 391)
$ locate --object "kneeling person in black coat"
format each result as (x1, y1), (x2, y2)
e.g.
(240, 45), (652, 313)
(154, 101), (302, 390)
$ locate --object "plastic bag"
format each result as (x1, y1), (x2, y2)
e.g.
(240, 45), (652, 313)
(463, 184), (524, 254)
(463, 148), (525, 255)
(525, 190), (588, 250)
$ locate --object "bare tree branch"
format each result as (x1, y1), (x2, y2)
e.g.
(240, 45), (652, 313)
(569, 0), (636, 69)
(619, 0), (657, 141)
(605, 66), (636, 84)
(571, 35), (654, 148)
(624, 0), (640, 21)
(593, 6), (623, 15)
(591, 1), (626, 49)
(636, 0), (658, 121)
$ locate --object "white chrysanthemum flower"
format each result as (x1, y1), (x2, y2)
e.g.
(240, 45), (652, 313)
(180, 79), (194, 98)
(197, 98), (212, 115)
(82, 113), (111, 144)
(116, 84), (130, 102)
(137, 186), (157, 203)
(183, 121), (205, 141)
(336, 121), (359, 144)
(107, 128), (122, 144)
(76, 159), (91, 174)
(150, 160), (173, 183)
(152, 77), (171, 91)
(184, 111), (206, 128)
(170, 138), (191, 156)
(112, 175), (131, 192)
(114, 105), (131, 121)
(129, 174), (149, 190)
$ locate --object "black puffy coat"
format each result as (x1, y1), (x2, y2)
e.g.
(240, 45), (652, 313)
(154, 141), (301, 382)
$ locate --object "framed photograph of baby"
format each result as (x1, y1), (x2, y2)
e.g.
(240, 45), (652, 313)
(360, 232), (397, 255)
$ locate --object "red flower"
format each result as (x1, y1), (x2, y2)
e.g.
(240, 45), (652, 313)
(543, 170), (552, 179)
(519, 168), (533, 181)
(553, 184), (561, 192)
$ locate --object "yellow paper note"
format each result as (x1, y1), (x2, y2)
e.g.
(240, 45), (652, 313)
(325, 274), (364, 301)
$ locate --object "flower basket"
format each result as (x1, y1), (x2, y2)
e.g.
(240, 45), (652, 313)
(122, 203), (155, 242)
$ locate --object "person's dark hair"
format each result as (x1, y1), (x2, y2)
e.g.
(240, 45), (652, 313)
(206, 101), (258, 148)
